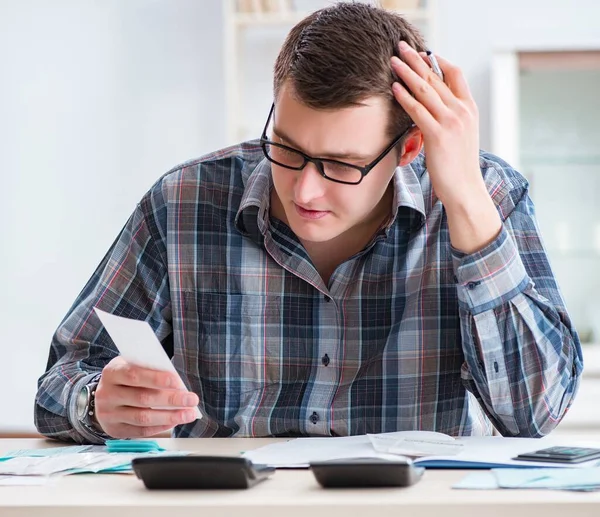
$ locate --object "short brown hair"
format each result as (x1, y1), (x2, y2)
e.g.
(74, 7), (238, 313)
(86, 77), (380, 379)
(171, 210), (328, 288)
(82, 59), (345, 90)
(273, 2), (427, 140)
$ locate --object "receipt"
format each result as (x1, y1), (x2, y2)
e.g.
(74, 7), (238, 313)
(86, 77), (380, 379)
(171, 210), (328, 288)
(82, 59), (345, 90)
(94, 308), (201, 419)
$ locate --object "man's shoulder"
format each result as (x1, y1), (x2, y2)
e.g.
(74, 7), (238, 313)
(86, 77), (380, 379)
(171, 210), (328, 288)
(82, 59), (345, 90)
(478, 150), (530, 219)
(157, 139), (264, 193)
(136, 140), (264, 229)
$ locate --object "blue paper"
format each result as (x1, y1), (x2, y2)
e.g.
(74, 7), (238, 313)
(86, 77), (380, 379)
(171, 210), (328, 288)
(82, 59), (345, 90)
(495, 467), (600, 490)
(454, 468), (600, 491)
(105, 440), (165, 453)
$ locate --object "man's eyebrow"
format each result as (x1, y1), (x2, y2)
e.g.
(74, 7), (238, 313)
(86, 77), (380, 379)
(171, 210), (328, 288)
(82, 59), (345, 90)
(272, 125), (371, 162)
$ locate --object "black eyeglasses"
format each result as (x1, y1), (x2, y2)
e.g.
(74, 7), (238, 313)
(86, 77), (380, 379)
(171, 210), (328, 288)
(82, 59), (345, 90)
(260, 103), (414, 185)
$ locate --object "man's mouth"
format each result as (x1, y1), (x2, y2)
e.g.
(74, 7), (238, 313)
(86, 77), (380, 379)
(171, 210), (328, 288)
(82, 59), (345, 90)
(294, 203), (330, 220)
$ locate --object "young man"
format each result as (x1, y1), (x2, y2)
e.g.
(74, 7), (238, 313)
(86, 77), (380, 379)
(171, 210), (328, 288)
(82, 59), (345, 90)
(35, 2), (582, 444)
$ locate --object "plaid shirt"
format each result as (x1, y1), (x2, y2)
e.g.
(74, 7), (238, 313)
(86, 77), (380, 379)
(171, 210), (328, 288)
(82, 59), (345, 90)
(35, 141), (583, 444)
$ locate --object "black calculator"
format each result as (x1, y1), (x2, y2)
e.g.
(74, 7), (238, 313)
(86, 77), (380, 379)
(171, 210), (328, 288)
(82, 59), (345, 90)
(513, 446), (600, 464)
(310, 458), (424, 488)
(132, 456), (275, 489)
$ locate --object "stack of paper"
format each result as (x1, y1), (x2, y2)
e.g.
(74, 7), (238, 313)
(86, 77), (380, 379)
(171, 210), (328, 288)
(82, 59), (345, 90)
(244, 433), (600, 469)
(4, 445), (108, 458)
(455, 468), (600, 491)
(0, 453), (135, 476)
(0, 445), (189, 477)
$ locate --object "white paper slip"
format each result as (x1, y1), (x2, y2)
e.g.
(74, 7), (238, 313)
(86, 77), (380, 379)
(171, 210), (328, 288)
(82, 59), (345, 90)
(94, 308), (201, 419)
(368, 431), (464, 457)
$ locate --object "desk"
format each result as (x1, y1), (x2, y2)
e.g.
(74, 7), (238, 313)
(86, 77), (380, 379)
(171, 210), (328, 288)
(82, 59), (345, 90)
(1, 438), (599, 517)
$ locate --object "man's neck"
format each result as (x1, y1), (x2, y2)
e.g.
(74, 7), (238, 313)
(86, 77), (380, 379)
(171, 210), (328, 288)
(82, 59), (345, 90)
(270, 186), (394, 286)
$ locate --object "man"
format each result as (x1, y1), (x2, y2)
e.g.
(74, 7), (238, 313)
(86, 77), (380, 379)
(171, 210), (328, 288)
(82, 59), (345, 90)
(35, 2), (582, 444)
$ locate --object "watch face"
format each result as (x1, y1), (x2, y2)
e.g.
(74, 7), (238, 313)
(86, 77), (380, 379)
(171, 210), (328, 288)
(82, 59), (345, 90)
(76, 385), (89, 420)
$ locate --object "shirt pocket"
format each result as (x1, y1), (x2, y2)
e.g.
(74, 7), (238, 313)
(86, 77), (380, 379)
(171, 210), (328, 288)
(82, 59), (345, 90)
(181, 291), (287, 396)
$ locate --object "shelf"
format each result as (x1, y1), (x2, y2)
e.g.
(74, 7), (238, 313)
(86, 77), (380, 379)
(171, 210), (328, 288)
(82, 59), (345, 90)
(234, 8), (433, 28)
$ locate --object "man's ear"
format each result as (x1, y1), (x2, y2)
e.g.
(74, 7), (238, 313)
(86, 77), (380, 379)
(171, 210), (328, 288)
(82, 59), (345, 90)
(397, 127), (424, 167)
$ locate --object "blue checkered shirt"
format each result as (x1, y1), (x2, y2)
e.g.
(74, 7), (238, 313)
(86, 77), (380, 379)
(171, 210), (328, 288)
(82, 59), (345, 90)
(35, 141), (583, 444)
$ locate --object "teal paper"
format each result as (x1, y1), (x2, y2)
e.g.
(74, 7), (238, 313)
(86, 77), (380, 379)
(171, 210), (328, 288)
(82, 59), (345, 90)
(105, 440), (165, 453)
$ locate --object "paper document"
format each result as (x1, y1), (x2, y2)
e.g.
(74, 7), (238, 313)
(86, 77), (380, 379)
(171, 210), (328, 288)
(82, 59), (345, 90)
(244, 435), (404, 468)
(0, 453), (128, 476)
(0, 450), (190, 477)
(94, 308), (201, 419)
(244, 434), (600, 469)
(2, 445), (103, 458)
(494, 467), (600, 490)
(368, 431), (463, 456)
(455, 468), (600, 491)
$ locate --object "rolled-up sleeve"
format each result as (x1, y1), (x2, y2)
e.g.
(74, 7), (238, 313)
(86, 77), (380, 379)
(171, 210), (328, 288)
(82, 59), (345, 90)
(454, 189), (583, 437)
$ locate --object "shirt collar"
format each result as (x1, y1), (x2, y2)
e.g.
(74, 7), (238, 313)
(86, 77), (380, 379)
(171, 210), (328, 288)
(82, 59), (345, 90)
(235, 158), (273, 242)
(235, 153), (428, 240)
(387, 151), (427, 231)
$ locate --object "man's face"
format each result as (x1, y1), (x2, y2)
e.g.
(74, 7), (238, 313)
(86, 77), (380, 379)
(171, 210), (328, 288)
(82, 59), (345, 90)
(269, 83), (402, 245)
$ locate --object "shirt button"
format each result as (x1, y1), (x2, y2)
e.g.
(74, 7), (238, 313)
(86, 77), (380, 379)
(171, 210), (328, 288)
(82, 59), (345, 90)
(467, 281), (481, 290)
(324, 295), (331, 302)
(321, 354), (330, 366)
(310, 411), (320, 424)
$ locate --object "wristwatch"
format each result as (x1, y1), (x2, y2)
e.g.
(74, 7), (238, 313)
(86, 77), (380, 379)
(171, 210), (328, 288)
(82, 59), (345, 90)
(76, 381), (104, 434)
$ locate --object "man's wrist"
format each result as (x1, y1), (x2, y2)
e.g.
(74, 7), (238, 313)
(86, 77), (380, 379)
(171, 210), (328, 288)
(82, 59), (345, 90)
(445, 185), (502, 255)
(71, 375), (110, 442)
(84, 382), (106, 435)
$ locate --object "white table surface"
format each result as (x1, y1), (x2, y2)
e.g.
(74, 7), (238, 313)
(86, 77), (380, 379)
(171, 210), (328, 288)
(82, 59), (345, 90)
(1, 437), (600, 517)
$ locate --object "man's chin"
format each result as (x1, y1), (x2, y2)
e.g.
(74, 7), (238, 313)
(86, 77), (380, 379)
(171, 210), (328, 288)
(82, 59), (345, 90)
(287, 219), (340, 244)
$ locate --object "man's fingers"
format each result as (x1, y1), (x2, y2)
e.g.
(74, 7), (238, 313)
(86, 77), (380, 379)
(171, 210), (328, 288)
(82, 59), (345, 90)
(109, 360), (179, 389)
(391, 54), (448, 121)
(107, 423), (176, 439)
(431, 54), (473, 103)
(391, 81), (438, 135)
(116, 386), (199, 409)
(119, 407), (198, 427)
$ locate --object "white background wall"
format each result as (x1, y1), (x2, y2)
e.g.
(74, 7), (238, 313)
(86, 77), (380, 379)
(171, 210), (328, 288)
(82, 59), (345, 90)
(1, 0), (600, 432)
(0, 0), (223, 431)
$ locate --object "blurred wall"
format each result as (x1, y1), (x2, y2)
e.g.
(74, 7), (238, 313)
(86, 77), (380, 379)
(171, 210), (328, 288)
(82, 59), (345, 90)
(0, 0), (224, 432)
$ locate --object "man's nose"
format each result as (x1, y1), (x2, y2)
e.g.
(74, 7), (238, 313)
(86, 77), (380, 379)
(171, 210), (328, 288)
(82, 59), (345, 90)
(293, 162), (326, 205)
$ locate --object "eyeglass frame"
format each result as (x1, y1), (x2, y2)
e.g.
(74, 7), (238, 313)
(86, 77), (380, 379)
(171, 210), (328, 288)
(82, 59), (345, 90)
(260, 103), (415, 185)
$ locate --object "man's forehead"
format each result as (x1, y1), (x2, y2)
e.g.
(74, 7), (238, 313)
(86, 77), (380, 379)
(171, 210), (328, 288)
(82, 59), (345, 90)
(273, 88), (390, 158)
(276, 82), (388, 117)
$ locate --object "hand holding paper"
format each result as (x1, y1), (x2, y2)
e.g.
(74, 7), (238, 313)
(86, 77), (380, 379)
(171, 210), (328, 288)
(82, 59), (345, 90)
(92, 308), (201, 439)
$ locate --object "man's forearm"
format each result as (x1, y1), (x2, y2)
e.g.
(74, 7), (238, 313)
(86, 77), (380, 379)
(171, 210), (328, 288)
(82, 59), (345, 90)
(445, 183), (502, 255)
(452, 211), (583, 437)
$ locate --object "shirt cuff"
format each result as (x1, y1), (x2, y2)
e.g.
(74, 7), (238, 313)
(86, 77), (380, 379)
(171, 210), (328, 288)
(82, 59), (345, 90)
(68, 373), (110, 444)
(452, 225), (530, 315)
